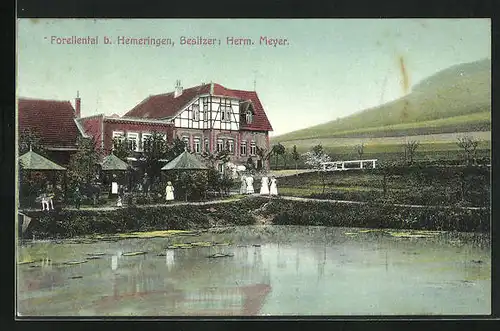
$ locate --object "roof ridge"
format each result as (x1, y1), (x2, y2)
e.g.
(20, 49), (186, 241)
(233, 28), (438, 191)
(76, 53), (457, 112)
(18, 97), (72, 103)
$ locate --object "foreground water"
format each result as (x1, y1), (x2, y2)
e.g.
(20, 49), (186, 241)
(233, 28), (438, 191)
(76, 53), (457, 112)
(17, 226), (490, 316)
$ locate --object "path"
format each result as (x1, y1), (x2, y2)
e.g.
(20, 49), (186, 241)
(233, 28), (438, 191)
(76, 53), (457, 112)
(19, 194), (487, 213)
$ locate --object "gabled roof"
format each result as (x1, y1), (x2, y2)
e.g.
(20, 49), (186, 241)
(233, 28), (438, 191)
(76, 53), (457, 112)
(18, 98), (81, 148)
(161, 150), (208, 170)
(18, 150), (66, 171)
(124, 83), (273, 132)
(100, 153), (129, 171)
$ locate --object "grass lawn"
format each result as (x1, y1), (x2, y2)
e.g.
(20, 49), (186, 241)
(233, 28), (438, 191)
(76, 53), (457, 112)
(275, 112), (490, 141)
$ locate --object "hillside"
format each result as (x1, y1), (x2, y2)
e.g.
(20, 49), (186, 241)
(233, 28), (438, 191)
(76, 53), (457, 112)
(274, 58), (491, 142)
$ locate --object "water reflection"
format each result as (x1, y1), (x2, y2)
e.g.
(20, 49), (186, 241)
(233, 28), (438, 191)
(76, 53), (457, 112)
(17, 226), (491, 316)
(165, 250), (175, 270)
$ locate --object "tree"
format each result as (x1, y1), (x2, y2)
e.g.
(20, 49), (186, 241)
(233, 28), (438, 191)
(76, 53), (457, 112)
(112, 137), (134, 160)
(271, 143), (286, 170)
(291, 145), (300, 170)
(355, 143), (364, 159)
(404, 140), (420, 165)
(302, 148), (332, 194)
(67, 137), (102, 202)
(19, 129), (46, 156)
(255, 146), (273, 170)
(201, 148), (230, 169)
(457, 135), (480, 165)
(312, 144), (324, 157)
(166, 136), (187, 160)
(142, 131), (171, 183)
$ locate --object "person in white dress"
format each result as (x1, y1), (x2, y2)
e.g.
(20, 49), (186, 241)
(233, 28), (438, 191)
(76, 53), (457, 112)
(269, 176), (278, 196)
(245, 175), (254, 194)
(165, 181), (175, 201)
(260, 176), (270, 195)
(240, 175), (247, 194)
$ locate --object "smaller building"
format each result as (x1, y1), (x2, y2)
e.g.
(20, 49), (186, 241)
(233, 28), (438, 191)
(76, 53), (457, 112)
(77, 114), (174, 156)
(18, 96), (86, 165)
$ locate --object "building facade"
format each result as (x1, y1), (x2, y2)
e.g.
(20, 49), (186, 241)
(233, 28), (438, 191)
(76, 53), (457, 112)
(80, 82), (273, 170)
(125, 81), (273, 169)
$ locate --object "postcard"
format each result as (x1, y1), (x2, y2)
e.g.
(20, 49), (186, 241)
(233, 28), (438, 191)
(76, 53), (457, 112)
(15, 18), (491, 317)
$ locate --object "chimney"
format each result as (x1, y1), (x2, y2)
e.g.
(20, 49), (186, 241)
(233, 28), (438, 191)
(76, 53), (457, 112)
(75, 91), (81, 118)
(174, 80), (183, 98)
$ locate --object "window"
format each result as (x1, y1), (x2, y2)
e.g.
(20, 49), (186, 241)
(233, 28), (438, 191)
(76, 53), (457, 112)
(192, 104), (200, 121)
(250, 141), (256, 156)
(204, 138), (210, 153)
(203, 102), (209, 121)
(112, 131), (124, 150)
(240, 141), (247, 156)
(220, 106), (232, 123)
(227, 139), (234, 154)
(127, 132), (139, 151)
(217, 139), (224, 152)
(182, 136), (190, 150)
(193, 138), (201, 153)
(141, 133), (152, 151)
(246, 110), (253, 124)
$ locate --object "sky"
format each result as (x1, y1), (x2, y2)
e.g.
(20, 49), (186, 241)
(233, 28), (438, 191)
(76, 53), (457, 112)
(16, 19), (490, 137)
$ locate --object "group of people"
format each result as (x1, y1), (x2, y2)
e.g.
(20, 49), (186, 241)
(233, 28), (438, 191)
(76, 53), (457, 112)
(240, 174), (278, 196)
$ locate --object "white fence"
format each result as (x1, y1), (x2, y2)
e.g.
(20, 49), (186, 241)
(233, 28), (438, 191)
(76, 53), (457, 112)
(321, 159), (377, 171)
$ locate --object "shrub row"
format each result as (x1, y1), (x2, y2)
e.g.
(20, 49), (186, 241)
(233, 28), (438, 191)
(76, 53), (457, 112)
(26, 199), (263, 239)
(257, 199), (489, 233)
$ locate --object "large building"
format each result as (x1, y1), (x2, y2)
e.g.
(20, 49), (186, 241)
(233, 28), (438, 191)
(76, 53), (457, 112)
(78, 81), (273, 170)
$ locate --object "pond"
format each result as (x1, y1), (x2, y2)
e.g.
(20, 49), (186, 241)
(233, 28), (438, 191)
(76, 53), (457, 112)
(16, 226), (490, 316)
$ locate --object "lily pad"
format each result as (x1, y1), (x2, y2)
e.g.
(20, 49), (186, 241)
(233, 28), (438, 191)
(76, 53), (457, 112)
(208, 253), (234, 258)
(252, 244), (261, 247)
(17, 260), (37, 265)
(70, 275), (83, 279)
(190, 241), (214, 247)
(122, 251), (147, 256)
(65, 260), (88, 265)
(215, 242), (231, 246)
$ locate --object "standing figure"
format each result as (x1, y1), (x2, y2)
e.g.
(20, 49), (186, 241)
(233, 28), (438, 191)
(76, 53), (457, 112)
(245, 175), (255, 194)
(74, 186), (82, 209)
(240, 175), (247, 194)
(117, 185), (124, 207)
(269, 176), (278, 196)
(260, 176), (270, 195)
(47, 184), (55, 210)
(165, 181), (175, 201)
(143, 172), (149, 194)
(111, 174), (118, 198)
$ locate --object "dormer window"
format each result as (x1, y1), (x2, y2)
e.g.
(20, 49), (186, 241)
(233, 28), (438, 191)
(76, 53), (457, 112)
(245, 110), (253, 124)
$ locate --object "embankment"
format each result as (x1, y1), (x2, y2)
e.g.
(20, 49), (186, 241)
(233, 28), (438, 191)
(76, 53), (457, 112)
(20, 196), (489, 240)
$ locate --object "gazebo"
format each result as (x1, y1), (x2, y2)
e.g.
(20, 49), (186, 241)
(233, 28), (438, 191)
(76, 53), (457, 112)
(18, 148), (67, 207)
(161, 150), (208, 201)
(161, 150), (208, 171)
(19, 149), (67, 171)
(99, 153), (130, 195)
(100, 153), (129, 171)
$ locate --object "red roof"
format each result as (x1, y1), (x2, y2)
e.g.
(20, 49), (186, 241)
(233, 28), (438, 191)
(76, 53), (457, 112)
(18, 98), (81, 148)
(125, 83), (273, 131)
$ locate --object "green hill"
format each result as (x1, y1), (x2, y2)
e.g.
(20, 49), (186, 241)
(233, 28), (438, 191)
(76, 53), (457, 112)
(274, 58), (491, 142)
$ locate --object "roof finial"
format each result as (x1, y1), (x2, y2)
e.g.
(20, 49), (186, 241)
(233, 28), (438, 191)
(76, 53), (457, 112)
(29, 144), (32, 152)
(77, 90), (80, 98)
